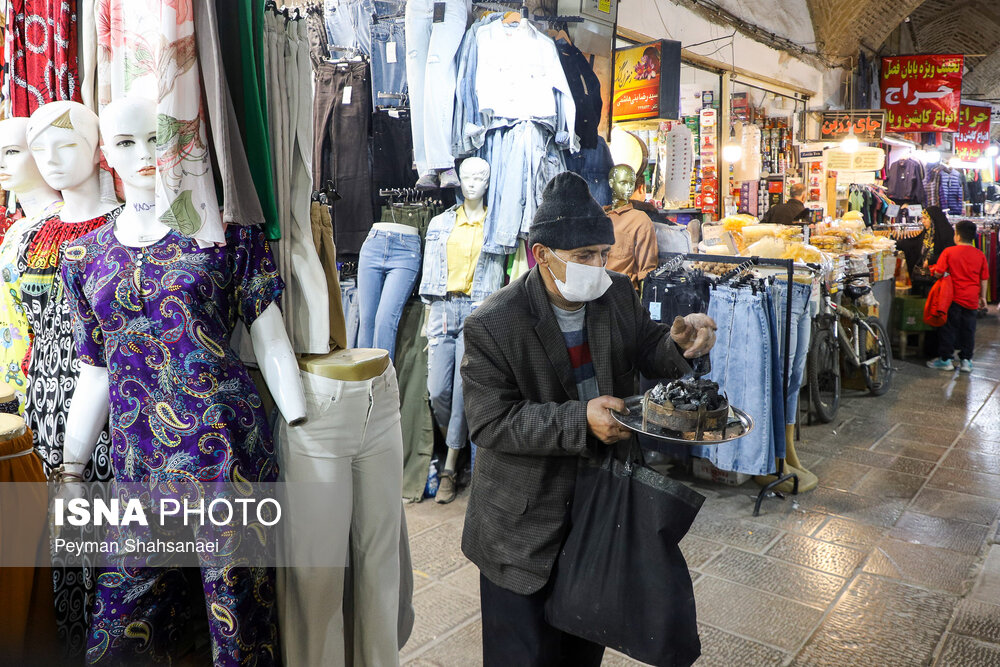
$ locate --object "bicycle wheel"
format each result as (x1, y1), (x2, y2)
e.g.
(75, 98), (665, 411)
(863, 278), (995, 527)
(860, 316), (893, 396)
(808, 317), (840, 423)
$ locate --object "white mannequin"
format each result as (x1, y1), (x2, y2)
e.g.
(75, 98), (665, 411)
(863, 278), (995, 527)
(26, 101), (118, 223)
(442, 156), (489, 475)
(0, 118), (61, 218)
(61, 98), (308, 481)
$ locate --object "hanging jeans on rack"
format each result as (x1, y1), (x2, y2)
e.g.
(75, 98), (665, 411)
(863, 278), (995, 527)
(426, 296), (474, 450)
(371, 14), (407, 108)
(314, 60), (374, 257)
(357, 229), (423, 361)
(404, 0), (467, 175)
(691, 286), (781, 475)
(371, 110), (419, 219)
(641, 272), (712, 325)
(770, 280), (812, 424)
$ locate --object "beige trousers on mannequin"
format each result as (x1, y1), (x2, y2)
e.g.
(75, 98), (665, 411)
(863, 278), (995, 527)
(278, 365), (404, 667)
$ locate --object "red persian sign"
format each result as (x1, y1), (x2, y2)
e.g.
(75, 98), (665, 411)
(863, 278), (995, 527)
(880, 55), (964, 133)
(954, 101), (992, 160)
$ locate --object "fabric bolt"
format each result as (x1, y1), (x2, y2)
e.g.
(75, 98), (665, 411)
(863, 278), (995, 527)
(691, 285), (779, 475)
(193, 0), (265, 228)
(427, 296), (474, 450)
(939, 302), (977, 361)
(341, 276), (360, 348)
(95, 0), (225, 245)
(770, 279), (812, 424)
(277, 365), (403, 667)
(313, 59), (373, 257)
(419, 204), (505, 302)
(371, 108), (419, 219)
(551, 304), (599, 402)
(606, 204), (659, 289)
(311, 202), (348, 350)
(357, 229), (422, 361)
(0, 427), (57, 664)
(445, 207), (484, 294)
(0, 213), (47, 412)
(370, 15), (407, 108)
(8, 0), (81, 116)
(404, 0), (467, 175)
(564, 138), (614, 208)
(62, 224), (282, 485)
(554, 38), (601, 151)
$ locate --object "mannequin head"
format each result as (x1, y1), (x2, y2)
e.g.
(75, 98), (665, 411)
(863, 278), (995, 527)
(0, 117), (50, 195)
(458, 157), (490, 203)
(609, 164), (636, 205)
(26, 101), (102, 192)
(100, 97), (156, 193)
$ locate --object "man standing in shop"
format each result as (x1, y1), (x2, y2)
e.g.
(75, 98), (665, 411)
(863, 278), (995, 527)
(460, 172), (717, 665)
(761, 182), (811, 224)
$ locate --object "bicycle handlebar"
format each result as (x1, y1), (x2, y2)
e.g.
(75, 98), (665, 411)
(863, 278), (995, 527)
(843, 272), (871, 282)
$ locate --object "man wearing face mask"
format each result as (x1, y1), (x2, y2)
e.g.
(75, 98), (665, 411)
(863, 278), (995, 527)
(460, 172), (717, 665)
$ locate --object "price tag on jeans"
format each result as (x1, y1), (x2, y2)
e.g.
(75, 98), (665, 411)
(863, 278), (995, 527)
(342, 85), (352, 105)
(433, 2), (445, 22)
(649, 302), (662, 321)
(386, 41), (397, 63)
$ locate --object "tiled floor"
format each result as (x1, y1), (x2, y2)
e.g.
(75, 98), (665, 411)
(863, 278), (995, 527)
(402, 315), (1000, 666)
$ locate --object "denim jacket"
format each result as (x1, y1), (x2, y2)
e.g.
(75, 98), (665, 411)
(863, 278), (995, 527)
(418, 205), (506, 303)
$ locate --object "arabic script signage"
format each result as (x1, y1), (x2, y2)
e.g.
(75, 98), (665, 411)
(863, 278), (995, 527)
(954, 100), (992, 160)
(613, 40), (681, 121)
(819, 110), (885, 141)
(880, 55), (964, 133)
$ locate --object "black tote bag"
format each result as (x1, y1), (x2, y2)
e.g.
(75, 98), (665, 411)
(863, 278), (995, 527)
(544, 446), (705, 667)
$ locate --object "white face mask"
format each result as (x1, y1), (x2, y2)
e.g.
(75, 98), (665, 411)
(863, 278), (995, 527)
(546, 250), (612, 303)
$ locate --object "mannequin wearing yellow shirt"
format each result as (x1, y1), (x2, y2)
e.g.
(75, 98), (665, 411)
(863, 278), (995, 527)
(417, 157), (492, 503)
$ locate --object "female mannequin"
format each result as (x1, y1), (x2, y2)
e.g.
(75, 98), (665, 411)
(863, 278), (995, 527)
(58, 97), (305, 664)
(0, 117), (62, 410)
(19, 101), (119, 657)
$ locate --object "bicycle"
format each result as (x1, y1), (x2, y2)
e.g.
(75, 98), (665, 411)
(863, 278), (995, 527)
(808, 272), (893, 423)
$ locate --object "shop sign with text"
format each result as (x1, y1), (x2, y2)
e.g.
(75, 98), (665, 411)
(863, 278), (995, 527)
(819, 110), (885, 141)
(880, 55), (964, 133)
(613, 40), (681, 121)
(954, 100), (992, 160)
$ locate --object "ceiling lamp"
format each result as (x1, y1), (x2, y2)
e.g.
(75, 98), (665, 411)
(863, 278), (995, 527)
(722, 125), (743, 163)
(925, 150), (941, 163)
(841, 126), (859, 153)
(987, 145), (999, 157)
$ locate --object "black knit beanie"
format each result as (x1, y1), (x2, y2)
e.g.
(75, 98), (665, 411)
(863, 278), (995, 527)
(528, 172), (616, 250)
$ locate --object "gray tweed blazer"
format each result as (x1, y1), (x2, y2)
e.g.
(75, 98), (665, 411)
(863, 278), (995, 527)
(460, 267), (689, 595)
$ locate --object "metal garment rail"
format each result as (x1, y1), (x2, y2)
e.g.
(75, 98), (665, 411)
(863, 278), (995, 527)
(671, 253), (798, 514)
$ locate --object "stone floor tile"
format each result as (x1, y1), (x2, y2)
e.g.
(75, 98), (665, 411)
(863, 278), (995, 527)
(954, 436), (1000, 454)
(442, 563), (481, 597)
(794, 487), (907, 528)
(889, 423), (963, 447)
(873, 438), (949, 462)
(688, 514), (781, 553)
(408, 520), (469, 580)
(863, 538), (979, 594)
(766, 533), (865, 578)
(950, 599), (1000, 644)
(942, 449), (1000, 474)
(928, 467), (1000, 500)
(404, 619), (482, 666)
(812, 516), (887, 549)
(746, 505), (828, 536)
(678, 534), (724, 569)
(851, 468), (926, 500)
(935, 634), (1000, 667)
(888, 511), (990, 555)
(403, 584), (480, 657)
(600, 650), (647, 666)
(694, 624), (789, 667)
(811, 458), (871, 492)
(693, 576), (823, 651)
(792, 574), (957, 667)
(910, 487), (1000, 526)
(971, 547), (1000, 603)
(701, 547), (846, 609)
(834, 446), (897, 469)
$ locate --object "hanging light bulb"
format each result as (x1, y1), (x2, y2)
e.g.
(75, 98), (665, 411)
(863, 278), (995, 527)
(722, 125), (742, 163)
(841, 126), (859, 153)
(926, 150), (941, 163)
(987, 145), (999, 157)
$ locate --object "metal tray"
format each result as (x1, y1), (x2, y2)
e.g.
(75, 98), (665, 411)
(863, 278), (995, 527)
(611, 395), (754, 446)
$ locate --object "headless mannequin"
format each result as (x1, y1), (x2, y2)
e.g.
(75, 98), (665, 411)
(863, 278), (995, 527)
(61, 98), (307, 480)
(27, 102), (117, 223)
(441, 159), (489, 474)
(0, 118), (61, 218)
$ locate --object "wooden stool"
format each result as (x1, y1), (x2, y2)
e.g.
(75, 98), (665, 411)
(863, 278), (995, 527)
(896, 331), (925, 360)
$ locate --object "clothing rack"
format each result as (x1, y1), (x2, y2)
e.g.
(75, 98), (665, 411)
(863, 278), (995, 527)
(666, 253), (799, 515)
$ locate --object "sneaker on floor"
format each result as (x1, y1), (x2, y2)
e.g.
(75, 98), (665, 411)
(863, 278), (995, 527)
(415, 172), (439, 189)
(438, 168), (461, 188)
(435, 470), (457, 504)
(960, 359), (973, 373)
(926, 358), (955, 370)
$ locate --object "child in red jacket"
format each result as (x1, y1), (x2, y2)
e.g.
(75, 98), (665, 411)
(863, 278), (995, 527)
(927, 219), (990, 372)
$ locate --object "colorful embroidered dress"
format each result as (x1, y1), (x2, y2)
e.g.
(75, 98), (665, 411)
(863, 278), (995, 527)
(0, 210), (41, 410)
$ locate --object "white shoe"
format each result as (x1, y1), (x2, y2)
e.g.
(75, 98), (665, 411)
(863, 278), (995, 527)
(960, 359), (973, 373)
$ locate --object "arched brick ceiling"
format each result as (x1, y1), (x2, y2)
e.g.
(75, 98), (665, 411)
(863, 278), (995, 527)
(806, 0), (924, 57)
(906, 0), (1000, 97)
